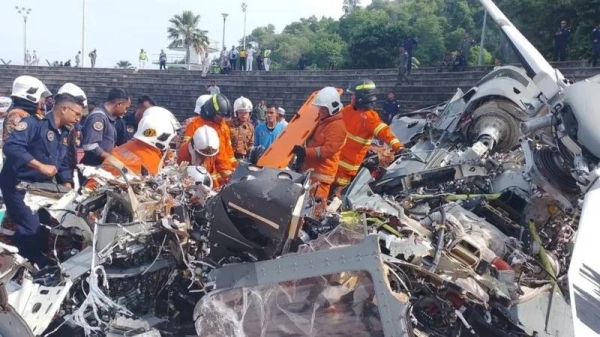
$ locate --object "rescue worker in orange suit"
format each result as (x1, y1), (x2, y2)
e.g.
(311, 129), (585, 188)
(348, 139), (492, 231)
(94, 107), (179, 180)
(177, 125), (221, 189)
(333, 79), (403, 190)
(3, 75), (51, 141)
(229, 96), (254, 160)
(292, 86), (346, 200)
(183, 94), (236, 185)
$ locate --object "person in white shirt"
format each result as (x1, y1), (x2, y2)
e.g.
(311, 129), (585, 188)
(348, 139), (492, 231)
(264, 49), (272, 71)
(207, 80), (220, 95)
(201, 53), (211, 77)
(277, 107), (288, 127)
(75, 51), (81, 67)
(25, 50), (32, 66)
(246, 47), (255, 71)
(32, 51), (39, 66)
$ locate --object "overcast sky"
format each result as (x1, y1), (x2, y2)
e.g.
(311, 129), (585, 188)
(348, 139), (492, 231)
(1, 0), (372, 69)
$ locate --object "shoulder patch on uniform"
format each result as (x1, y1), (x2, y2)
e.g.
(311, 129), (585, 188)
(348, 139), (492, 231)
(126, 125), (135, 133)
(62, 136), (68, 145)
(47, 130), (55, 142)
(15, 122), (27, 131)
(35, 114), (45, 120)
(93, 121), (104, 131)
(143, 128), (157, 137)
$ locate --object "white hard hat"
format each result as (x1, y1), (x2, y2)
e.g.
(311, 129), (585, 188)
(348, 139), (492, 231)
(233, 96), (253, 117)
(277, 107), (286, 116)
(134, 107), (178, 150)
(11, 75), (51, 104)
(194, 95), (212, 114)
(0, 97), (12, 113)
(57, 83), (88, 107)
(312, 86), (342, 116)
(143, 106), (182, 131)
(191, 125), (220, 157)
(186, 166), (214, 189)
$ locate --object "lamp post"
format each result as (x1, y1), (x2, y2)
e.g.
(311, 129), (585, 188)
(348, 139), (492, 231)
(242, 2), (248, 49)
(15, 6), (32, 66)
(221, 13), (229, 51)
(82, 0), (87, 67)
(478, 10), (488, 66)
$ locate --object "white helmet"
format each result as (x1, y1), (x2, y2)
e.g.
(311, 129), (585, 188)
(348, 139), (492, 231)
(233, 96), (253, 117)
(186, 166), (214, 189)
(194, 95), (212, 114)
(0, 97), (12, 113)
(191, 125), (220, 157)
(11, 75), (51, 104)
(143, 106), (182, 132)
(57, 83), (88, 107)
(312, 86), (342, 116)
(277, 107), (286, 116)
(134, 107), (178, 150)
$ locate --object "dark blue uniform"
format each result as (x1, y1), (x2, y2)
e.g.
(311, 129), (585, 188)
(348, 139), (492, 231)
(403, 37), (418, 73)
(382, 99), (401, 124)
(591, 28), (600, 67)
(115, 112), (137, 146)
(0, 112), (72, 266)
(80, 107), (117, 166)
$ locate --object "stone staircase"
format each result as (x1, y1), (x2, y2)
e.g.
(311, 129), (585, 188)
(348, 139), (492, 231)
(0, 61), (597, 120)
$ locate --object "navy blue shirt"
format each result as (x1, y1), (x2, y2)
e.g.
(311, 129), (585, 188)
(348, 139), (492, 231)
(592, 28), (600, 44)
(0, 112), (72, 186)
(383, 99), (401, 124)
(115, 112), (137, 146)
(403, 38), (418, 53)
(81, 107), (117, 166)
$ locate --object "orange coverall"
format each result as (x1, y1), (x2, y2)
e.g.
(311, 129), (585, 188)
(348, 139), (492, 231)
(102, 139), (164, 176)
(334, 105), (402, 187)
(177, 140), (220, 189)
(301, 112), (347, 199)
(183, 116), (237, 181)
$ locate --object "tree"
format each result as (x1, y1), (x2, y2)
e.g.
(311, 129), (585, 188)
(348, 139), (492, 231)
(167, 11), (209, 68)
(115, 61), (133, 69)
(343, 0), (361, 15)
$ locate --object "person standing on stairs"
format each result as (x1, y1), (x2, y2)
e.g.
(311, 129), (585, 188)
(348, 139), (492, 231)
(207, 80), (220, 95)
(397, 47), (412, 86)
(590, 23), (600, 67)
(89, 49), (97, 68)
(230, 46), (239, 71)
(239, 48), (247, 71)
(403, 36), (418, 74)
(75, 51), (81, 67)
(246, 45), (255, 71)
(139, 49), (148, 69)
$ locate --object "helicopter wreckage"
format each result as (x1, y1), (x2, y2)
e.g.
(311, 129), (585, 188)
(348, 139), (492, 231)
(1, 0), (600, 336)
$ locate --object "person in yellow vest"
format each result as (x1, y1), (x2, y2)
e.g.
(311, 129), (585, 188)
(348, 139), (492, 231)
(139, 49), (148, 69)
(239, 48), (248, 71)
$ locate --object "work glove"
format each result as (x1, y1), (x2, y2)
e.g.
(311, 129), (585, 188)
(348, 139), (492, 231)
(292, 145), (306, 165)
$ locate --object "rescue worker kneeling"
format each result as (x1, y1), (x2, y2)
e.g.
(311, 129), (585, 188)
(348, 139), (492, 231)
(177, 125), (221, 189)
(333, 79), (403, 191)
(98, 107), (178, 178)
(183, 94), (236, 185)
(292, 87), (346, 200)
(0, 91), (84, 267)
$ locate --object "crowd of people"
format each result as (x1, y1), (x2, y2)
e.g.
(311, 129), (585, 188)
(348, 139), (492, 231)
(0, 74), (404, 266)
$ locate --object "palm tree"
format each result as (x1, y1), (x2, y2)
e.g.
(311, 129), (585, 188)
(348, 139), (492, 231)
(115, 60), (133, 69)
(167, 11), (209, 69)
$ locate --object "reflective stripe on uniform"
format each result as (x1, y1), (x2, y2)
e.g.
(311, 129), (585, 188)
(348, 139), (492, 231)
(335, 177), (351, 186)
(315, 147), (322, 158)
(212, 95), (219, 112)
(346, 132), (372, 146)
(183, 136), (191, 141)
(338, 160), (361, 171)
(373, 123), (386, 136)
(82, 143), (100, 151)
(355, 83), (376, 90)
(390, 138), (401, 146)
(0, 228), (15, 236)
(229, 157), (237, 163)
(310, 172), (335, 183)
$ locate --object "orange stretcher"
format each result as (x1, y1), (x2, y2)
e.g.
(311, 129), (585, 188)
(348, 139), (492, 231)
(257, 88), (344, 169)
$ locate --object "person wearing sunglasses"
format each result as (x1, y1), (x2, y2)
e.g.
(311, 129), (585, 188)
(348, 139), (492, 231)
(177, 125), (221, 190)
(0, 89), (85, 267)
